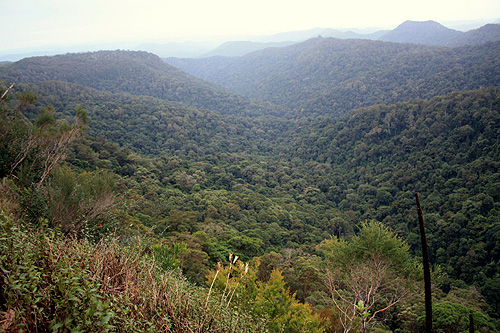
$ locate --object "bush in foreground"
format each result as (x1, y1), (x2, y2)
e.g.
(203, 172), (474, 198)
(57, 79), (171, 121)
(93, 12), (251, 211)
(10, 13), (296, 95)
(0, 211), (267, 332)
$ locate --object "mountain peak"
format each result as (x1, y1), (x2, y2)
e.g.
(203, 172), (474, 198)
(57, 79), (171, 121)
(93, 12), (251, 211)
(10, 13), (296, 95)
(380, 20), (463, 45)
(399, 20), (445, 27)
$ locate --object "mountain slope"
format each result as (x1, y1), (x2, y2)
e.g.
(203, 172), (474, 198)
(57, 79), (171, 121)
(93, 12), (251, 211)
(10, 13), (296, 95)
(201, 41), (297, 57)
(9, 80), (287, 156)
(166, 38), (500, 117)
(0, 50), (278, 116)
(446, 24), (500, 46)
(277, 87), (500, 298)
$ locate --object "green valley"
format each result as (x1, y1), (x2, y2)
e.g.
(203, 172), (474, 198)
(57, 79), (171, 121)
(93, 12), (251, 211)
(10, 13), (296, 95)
(1, 36), (499, 332)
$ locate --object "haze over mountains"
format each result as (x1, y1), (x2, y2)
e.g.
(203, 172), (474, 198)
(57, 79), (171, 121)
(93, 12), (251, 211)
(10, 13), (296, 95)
(166, 37), (500, 117)
(201, 20), (500, 57)
(1, 19), (499, 61)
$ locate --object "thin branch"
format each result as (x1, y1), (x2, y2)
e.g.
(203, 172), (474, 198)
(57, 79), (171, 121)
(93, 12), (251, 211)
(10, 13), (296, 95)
(0, 78), (17, 101)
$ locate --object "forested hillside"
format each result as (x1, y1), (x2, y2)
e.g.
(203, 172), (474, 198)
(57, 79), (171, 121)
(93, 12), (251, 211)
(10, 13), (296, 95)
(13, 80), (287, 156)
(0, 50), (278, 117)
(166, 38), (500, 117)
(1, 41), (500, 331)
(282, 88), (500, 289)
(446, 24), (500, 46)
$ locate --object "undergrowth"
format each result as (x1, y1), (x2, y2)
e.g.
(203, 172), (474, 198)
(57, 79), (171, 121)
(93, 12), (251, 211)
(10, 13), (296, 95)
(0, 211), (268, 332)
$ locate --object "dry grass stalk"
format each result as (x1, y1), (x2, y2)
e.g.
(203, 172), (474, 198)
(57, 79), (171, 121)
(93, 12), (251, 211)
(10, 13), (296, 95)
(205, 261), (222, 309)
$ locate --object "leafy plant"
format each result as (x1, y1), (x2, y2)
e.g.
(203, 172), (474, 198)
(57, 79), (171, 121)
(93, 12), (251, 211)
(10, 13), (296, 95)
(318, 221), (423, 332)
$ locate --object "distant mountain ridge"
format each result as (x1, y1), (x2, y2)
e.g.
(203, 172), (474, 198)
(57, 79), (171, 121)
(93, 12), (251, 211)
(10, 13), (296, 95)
(195, 21), (500, 58)
(166, 38), (500, 117)
(380, 20), (500, 46)
(202, 41), (297, 57)
(201, 20), (500, 57)
(1, 19), (499, 61)
(200, 28), (389, 57)
(446, 24), (500, 46)
(3, 31), (500, 121)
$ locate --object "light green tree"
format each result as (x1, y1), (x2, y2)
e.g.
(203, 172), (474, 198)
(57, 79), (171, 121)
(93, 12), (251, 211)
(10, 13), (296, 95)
(254, 268), (325, 333)
(318, 221), (422, 332)
(206, 257), (325, 332)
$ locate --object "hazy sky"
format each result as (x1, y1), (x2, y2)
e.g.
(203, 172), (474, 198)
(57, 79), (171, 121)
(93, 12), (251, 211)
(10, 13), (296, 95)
(1, 0), (500, 52)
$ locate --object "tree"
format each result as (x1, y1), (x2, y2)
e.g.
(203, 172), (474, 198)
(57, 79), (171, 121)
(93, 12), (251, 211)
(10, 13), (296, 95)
(45, 165), (118, 236)
(8, 104), (89, 188)
(254, 269), (325, 333)
(206, 258), (325, 332)
(318, 221), (422, 332)
(425, 302), (496, 332)
(34, 105), (89, 187)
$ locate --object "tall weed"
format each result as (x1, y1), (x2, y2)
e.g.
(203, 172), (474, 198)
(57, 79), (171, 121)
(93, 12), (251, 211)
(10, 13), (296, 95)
(0, 211), (267, 332)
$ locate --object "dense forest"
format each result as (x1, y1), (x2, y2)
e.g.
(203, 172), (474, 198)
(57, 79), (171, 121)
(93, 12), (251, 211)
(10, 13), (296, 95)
(0, 50), (278, 117)
(1, 36), (500, 332)
(166, 38), (500, 117)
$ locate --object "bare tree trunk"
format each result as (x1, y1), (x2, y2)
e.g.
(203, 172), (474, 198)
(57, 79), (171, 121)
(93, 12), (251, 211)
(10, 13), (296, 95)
(469, 312), (475, 333)
(416, 192), (432, 333)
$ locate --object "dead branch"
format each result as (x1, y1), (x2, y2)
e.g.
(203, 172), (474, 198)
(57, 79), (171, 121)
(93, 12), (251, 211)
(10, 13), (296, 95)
(0, 78), (17, 101)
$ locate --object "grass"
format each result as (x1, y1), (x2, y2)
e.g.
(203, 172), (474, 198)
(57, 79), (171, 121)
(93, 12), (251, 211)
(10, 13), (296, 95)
(0, 209), (268, 332)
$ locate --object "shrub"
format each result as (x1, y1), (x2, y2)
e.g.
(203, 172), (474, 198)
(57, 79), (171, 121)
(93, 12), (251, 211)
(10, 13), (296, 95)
(0, 211), (268, 332)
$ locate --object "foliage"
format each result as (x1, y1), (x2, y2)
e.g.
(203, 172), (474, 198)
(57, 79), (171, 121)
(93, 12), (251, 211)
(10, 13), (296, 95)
(254, 269), (325, 333)
(206, 257), (325, 333)
(1, 40), (500, 329)
(0, 93), (124, 240)
(256, 249), (326, 304)
(0, 212), (268, 332)
(151, 242), (186, 271)
(11, 104), (88, 188)
(318, 221), (422, 332)
(0, 211), (114, 331)
(417, 301), (497, 332)
(12, 81), (496, 319)
(279, 87), (500, 316)
(167, 38), (500, 118)
(44, 165), (121, 237)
